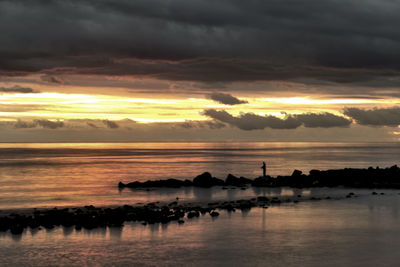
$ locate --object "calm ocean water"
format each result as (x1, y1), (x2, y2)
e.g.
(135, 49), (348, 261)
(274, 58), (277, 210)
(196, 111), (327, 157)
(2, 142), (400, 266)
(1, 192), (400, 267)
(1, 142), (400, 209)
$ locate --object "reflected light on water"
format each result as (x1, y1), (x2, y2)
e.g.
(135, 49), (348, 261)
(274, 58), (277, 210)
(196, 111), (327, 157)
(1, 142), (400, 209)
(1, 194), (400, 266)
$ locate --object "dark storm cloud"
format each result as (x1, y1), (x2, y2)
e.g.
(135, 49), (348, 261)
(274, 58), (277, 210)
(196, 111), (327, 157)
(208, 92), (248, 105)
(203, 109), (302, 130)
(344, 107), (400, 126)
(294, 113), (352, 128)
(13, 119), (64, 129)
(203, 109), (351, 130)
(102, 120), (119, 129)
(87, 122), (99, 128)
(34, 119), (64, 129)
(179, 120), (226, 129)
(1, 0), (400, 88)
(14, 120), (36, 129)
(0, 85), (39, 93)
(40, 75), (64, 84)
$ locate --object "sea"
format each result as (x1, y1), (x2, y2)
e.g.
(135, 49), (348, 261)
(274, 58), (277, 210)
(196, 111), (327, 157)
(1, 142), (400, 266)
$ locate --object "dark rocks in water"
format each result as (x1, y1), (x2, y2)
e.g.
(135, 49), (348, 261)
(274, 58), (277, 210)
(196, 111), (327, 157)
(183, 180), (193, 186)
(252, 176), (273, 187)
(210, 211), (219, 217)
(178, 219), (185, 224)
(193, 172), (213, 187)
(193, 172), (224, 187)
(372, 192), (378, 195)
(10, 224), (24, 235)
(225, 174), (252, 187)
(119, 165), (400, 189)
(256, 196), (269, 202)
(292, 170), (303, 177)
(271, 197), (281, 204)
(119, 178), (194, 188)
(187, 211), (200, 219)
(237, 200), (254, 210)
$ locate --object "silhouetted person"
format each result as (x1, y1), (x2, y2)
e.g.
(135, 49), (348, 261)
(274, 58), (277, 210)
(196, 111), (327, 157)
(261, 161), (266, 177)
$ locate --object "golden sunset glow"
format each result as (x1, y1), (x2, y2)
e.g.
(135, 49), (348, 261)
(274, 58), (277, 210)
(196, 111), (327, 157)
(2, 89), (397, 124)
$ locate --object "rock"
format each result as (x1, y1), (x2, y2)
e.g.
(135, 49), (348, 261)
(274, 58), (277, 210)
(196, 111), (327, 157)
(292, 170), (303, 177)
(271, 198), (281, 204)
(193, 172), (213, 187)
(187, 211), (200, 219)
(252, 176), (272, 187)
(193, 172), (223, 187)
(225, 174), (251, 187)
(178, 220), (185, 224)
(210, 211), (219, 217)
(10, 224), (24, 235)
(225, 173), (239, 185)
(256, 196), (269, 202)
(372, 192), (378, 195)
(118, 182), (125, 188)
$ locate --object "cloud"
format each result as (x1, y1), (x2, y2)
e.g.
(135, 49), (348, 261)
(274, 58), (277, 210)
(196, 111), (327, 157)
(208, 92), (248, 105)
(13, 119), (64, 129)
(203, 109), (351, 130)
(14, 120), (36, 129)
(203, 109), (301, 130)
(40, 75), (64, 84)
(344, 107), (400, 126)
(87, 122), (99, 128)
(294, 113), (352, 128)
(0, 85), (39, 93)
(1, 0), (400, 90)
(179, 120), (226, 129)
(102, 120), (119, 129)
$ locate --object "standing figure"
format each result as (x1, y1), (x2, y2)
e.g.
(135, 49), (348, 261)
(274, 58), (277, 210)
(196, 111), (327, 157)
(261, 161), (266, 177)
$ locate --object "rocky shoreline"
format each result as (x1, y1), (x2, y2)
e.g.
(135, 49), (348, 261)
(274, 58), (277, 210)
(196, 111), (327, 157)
(119, 165), (400, 189)
(2, 165), (400, 236)
(0, 190), (390, 235)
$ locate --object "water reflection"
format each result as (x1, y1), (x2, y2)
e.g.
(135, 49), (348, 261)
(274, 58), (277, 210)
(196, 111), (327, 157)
(2, 142), (400, 210)
(2, 195), (400, 266)
(62, 226), (74, 236)
(109, 226), (123, 239)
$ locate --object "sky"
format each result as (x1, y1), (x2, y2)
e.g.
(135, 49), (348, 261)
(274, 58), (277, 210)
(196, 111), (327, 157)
(1, 0), (400, 142)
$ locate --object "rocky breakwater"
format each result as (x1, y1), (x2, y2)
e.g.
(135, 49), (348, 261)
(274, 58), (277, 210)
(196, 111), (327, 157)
(119, 165), (400, 189)
(119, 172), (254, 189)
(0, 196), (284, 235)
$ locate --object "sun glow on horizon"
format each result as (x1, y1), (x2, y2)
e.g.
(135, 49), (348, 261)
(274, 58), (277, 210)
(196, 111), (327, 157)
(0, 91), (397, 123)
